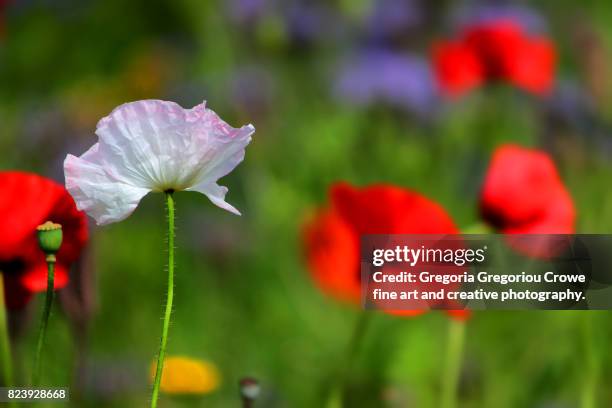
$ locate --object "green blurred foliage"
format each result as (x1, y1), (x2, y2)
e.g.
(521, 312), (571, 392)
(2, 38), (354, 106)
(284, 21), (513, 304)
(1, 0), (612, 407)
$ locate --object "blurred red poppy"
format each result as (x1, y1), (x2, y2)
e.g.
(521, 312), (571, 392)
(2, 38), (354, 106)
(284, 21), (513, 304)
(432, 41), (484, 96)
(302, 182), (465, 318)
(0, 172), (88, 309)
(480, 144), (575, 236)
(433, 20), (555, 96)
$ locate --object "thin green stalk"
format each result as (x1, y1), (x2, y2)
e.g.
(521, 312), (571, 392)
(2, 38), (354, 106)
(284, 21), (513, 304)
(0, 274), (16, 408)
(0, 273), (14, 386)
(580, 313), (597, 408)
(151, 192), (175, 408)
(32, 258), (55, 385)
(441, 318), (466, 408)
(326, 312), (370, 408)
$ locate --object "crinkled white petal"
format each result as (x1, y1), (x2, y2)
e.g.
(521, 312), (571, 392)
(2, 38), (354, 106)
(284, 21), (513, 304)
(64, 144), (150, 225)
(191, 183), (241, 216)
(63, 99), (254, 224)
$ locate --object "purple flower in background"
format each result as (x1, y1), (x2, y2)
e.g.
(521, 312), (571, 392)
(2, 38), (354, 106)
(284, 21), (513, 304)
(227, 0), (270, 25)
(226, 0), (341, 46)
(544, 80), (595, 127)
(334, 49), (439, 117)
(538, 80), (612, 161)
(366, 0), (423, 41)
(453, 1), (546, 33)
(539, 80), (612, 156)
(283, 1), (340, 45)
(228, 64), (276, 120)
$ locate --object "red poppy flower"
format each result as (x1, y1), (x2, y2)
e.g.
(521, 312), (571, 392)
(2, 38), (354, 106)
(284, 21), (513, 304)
(480, 145), (575, 234)
(302, 210), (359, 303)
(432, 20), (555, 96)
(302, 182), (464, 318)
(503, 36), (555, 95)
(432, 40), (484, 97)
(0, 172), (88, 309)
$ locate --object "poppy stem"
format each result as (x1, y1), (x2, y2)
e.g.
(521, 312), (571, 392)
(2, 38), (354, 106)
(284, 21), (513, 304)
(32, 256), (55, 385)
(440, 318), (466, 408)
(580, 313), (598, 408)
(326, 312), (370, 407)
(0, 273), (15, 389)
(151, 192), (175, 408)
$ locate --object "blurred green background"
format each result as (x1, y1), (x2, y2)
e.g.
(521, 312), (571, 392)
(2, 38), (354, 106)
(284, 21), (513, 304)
(2, 0), (612, 406)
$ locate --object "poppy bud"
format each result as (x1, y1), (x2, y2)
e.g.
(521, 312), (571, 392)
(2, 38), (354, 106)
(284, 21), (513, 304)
(36, 221), (63, 261)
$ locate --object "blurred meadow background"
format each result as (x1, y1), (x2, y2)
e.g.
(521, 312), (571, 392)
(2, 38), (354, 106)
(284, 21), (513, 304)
(2, 0), (612, 407)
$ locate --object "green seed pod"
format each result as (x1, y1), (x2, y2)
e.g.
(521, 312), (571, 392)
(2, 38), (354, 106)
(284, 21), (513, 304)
(36, 221), (63, 255)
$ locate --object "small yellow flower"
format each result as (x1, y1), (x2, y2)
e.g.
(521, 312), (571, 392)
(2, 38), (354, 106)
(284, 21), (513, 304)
(149, 356), (220, 395)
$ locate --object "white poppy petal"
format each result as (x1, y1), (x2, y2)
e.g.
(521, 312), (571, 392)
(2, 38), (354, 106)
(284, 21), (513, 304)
(185, 121), (254, 213)
(191, 183), (242, 216)
(63, 99), (254, 224)
(94, 100), (253, 192)
(64, 145), (151, 225)
(191, 123), (255, 184)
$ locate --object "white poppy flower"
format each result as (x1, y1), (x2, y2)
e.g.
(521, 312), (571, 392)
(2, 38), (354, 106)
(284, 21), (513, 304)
(64, 100), (254, 225)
